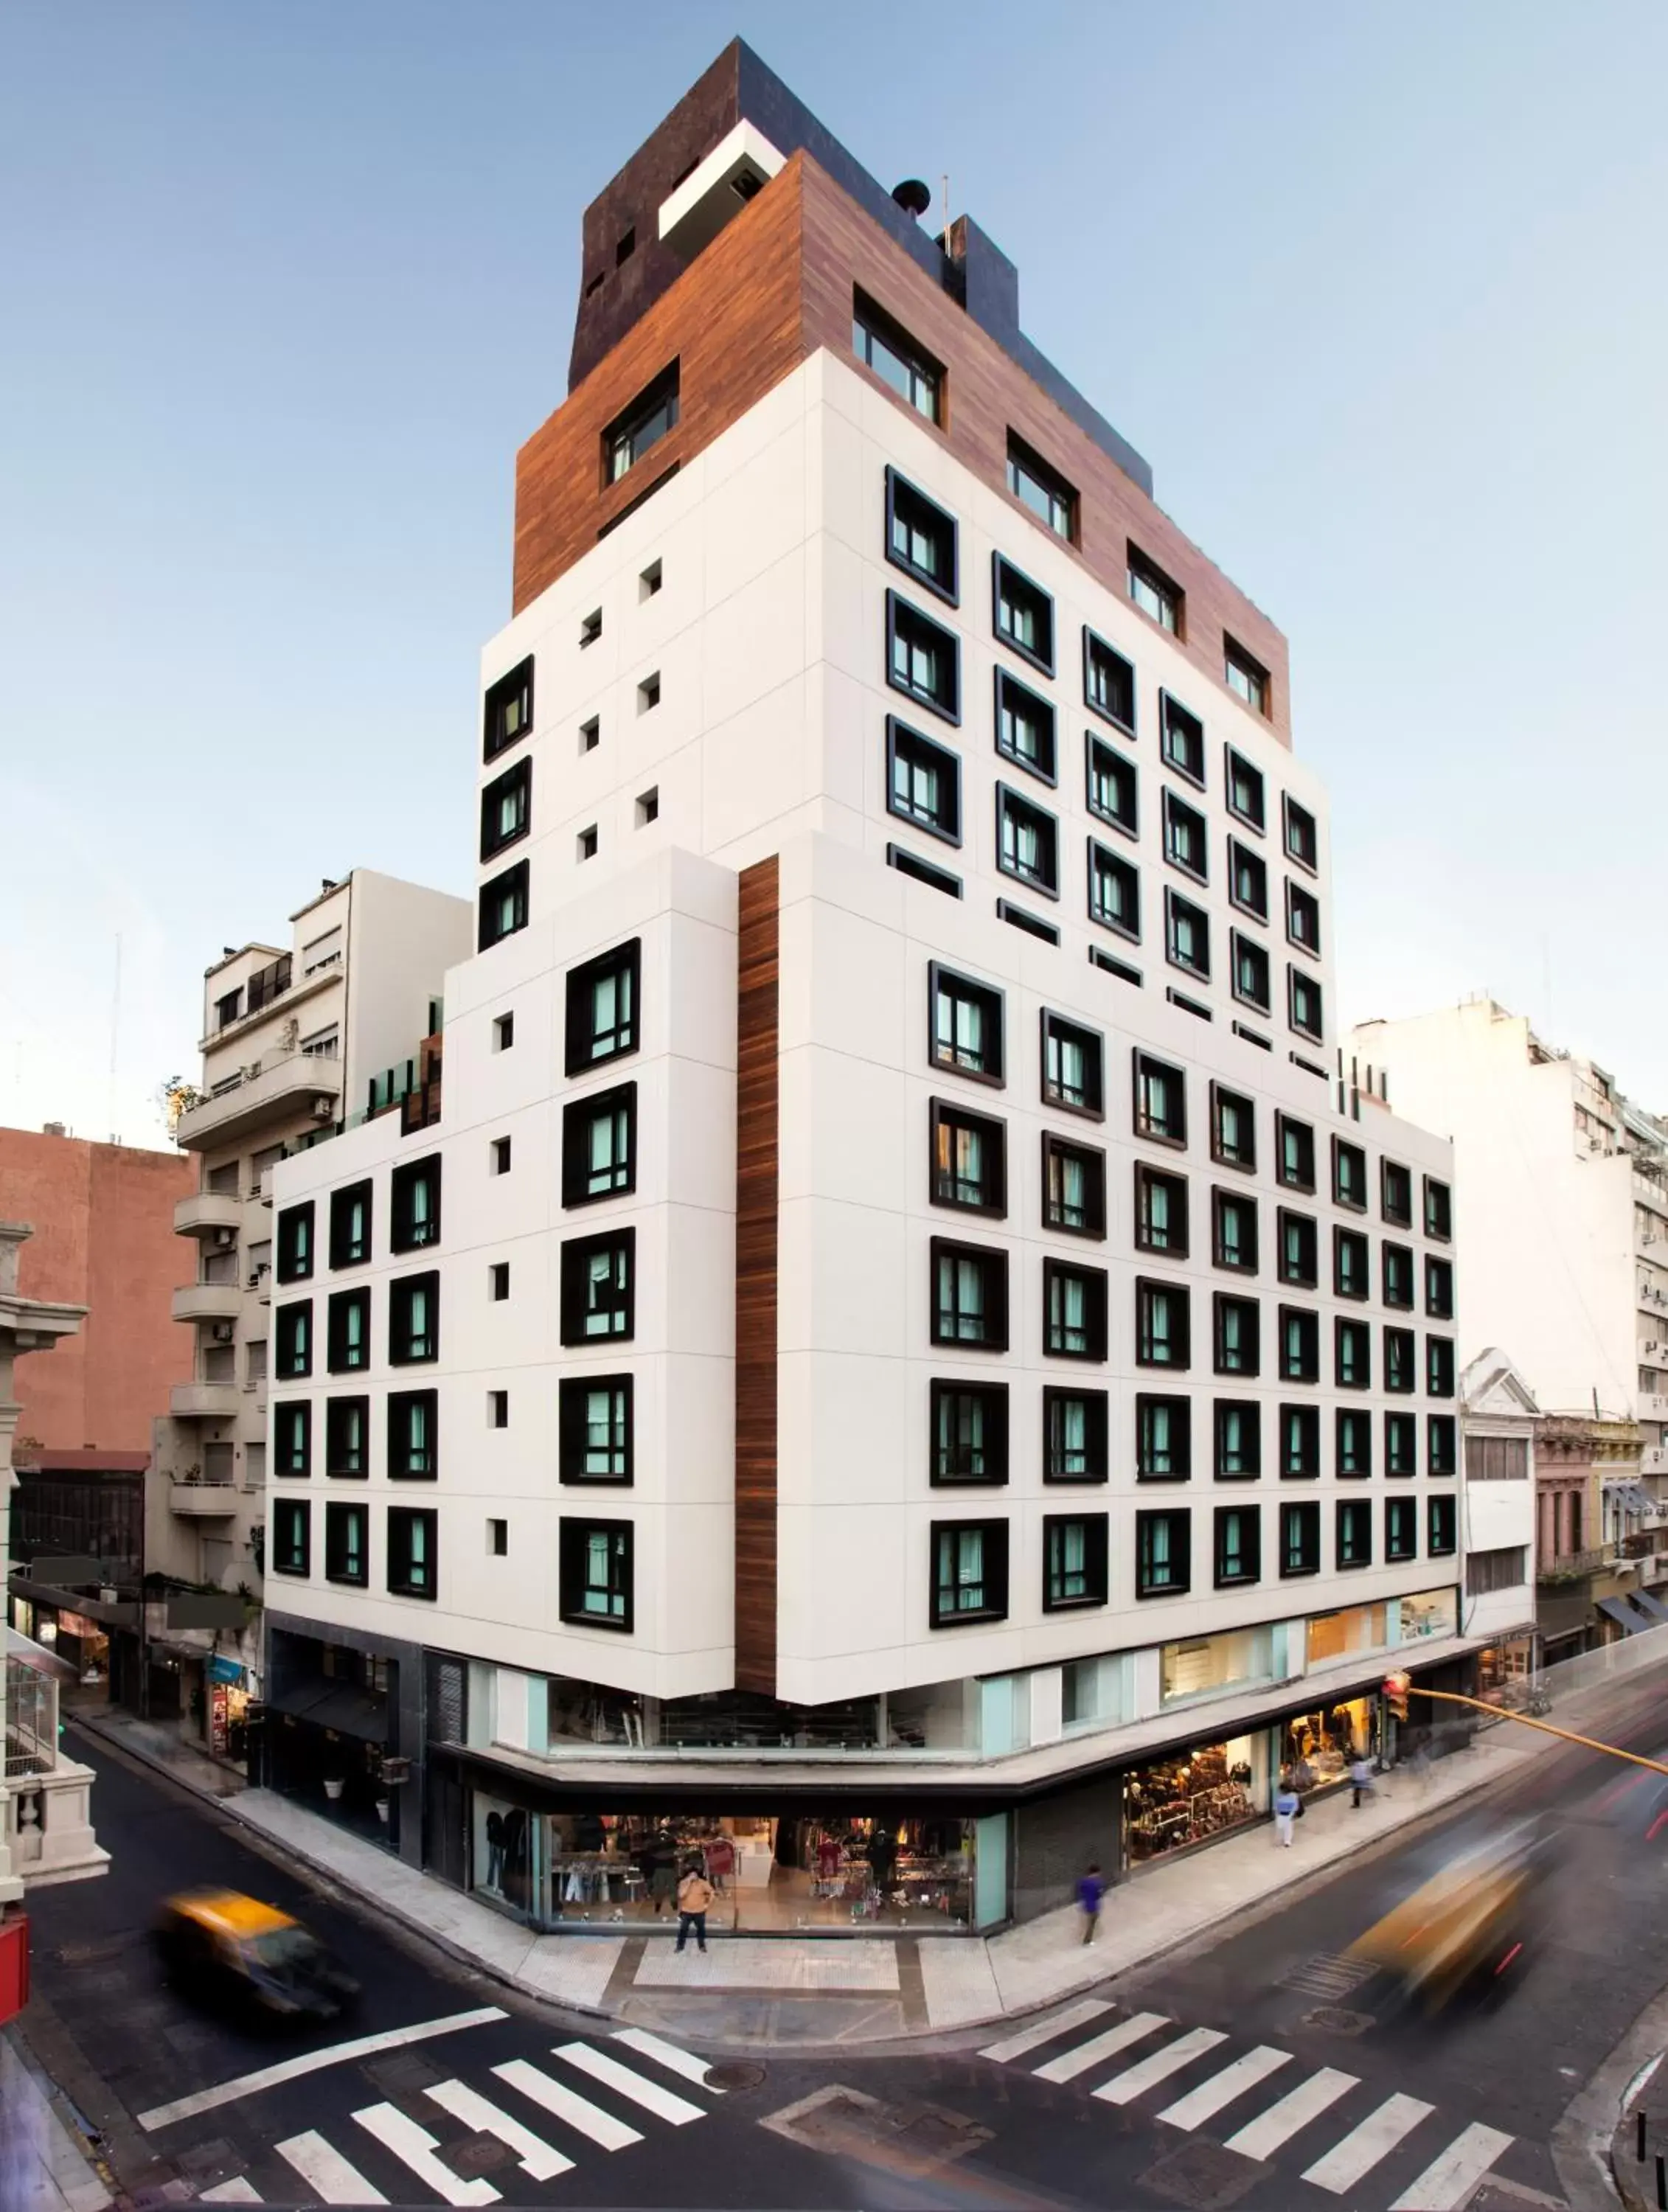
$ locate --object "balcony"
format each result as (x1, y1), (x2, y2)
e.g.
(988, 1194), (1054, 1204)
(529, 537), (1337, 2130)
(1641, 1394), (1668, 1424)
(1537, 1545), (1614, 1584)
(169, 1481), (239, 1518)
(173, 1191), (244, 1238)
(169, 1381), (241, 1420)
(170, 1281), (243, 1324)
(175, 1052), (342, 1151)
(1644, 1447), (1668, 1476)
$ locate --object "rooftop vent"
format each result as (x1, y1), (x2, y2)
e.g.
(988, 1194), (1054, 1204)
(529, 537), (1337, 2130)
(892, 178), (932, 220)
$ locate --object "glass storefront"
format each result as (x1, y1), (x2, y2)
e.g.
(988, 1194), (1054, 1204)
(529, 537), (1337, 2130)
(1122, 1735), (1268, 1865)
(1397, 1587), (1459, 1643)
(1306, 1603), (1389, 1668)
(1281, 1695), (1376, 1784)
(1476, 1635), (1536, 1704)
(1161, 1628), (1273, 1707)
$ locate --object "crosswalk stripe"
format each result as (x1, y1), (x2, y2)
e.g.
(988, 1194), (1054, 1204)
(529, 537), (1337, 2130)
(493, 2058), (644, 2151)
(1302, 2093), (1434, 2194)
(980, 1997), (1113, 2064)
(197, 2183), (263, 2205)
(426, 2079), (575, 2182)
(1158, 2045), (1291, 2131)
(352, 2103), (501, 2207)
(611, 2027), (722, 2089)
(1389, 2122), (1515, 2211)
(1223, 2067), (1358, 2158)
(553, 2042), (707, 2125)
(1092, 2025), (1227, 2106)
(1034, 2011), (1170, 2085)
(274, 2130), (389, 2206)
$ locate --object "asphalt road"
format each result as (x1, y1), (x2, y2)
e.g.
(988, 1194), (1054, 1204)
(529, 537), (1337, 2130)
(26, 1694), (1668, 2211)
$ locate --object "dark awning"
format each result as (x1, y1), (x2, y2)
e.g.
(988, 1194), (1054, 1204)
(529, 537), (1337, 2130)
(268, 1681), (388, 1742)
(1627, 1588), (1668, 1625)
(1598, 1596), (1653, 1637)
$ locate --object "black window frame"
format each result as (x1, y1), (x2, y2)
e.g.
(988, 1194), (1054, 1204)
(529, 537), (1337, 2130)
(1042, 1512), (1109, 1613)
(1281, 1403), (1321, 1478)
(1283, 794), (1318, 872)
(1043, 1257), (1108, 1360)
(886, 717), (962, 846)
(1277, 1209), (1318, 1289)
(1428, 1493), (1458, 1556)
(1214, 1399), (1262, 1480)
(1159, 692), (1206, 787)
(1042, 1131), (1106, 1239)
(1427, 1336), (1456, 1398)
(855, 295), (943, 424)
(1228, 838), (1268, 921)
(886, 590), (961, 725)
(561, 1082), (638, 1209)
(559, 1517), (634, 1632)
(1428, 1413), (1459, 1477)
(390, 1154), (441, 1254)
(386, 1504), (438, 1601)
(1332, 1138), (1368, 1212)
(1425, 1177), (1453, 1242)
(930, 1236), (1009, 1352)
(994, 669), (1057, 787)
(560, 1230), (636, 1347)
(1286, 880), (1321, 958)
(1043, 1387), (1108, 1484)
(271, 1496), (310, 1577)
(559, 1374), (634, 1486)
(1162, 789), (1209, 885)
(1136, 1276), (1191, 1370)
(883, 466), (958, 602)
(1385, 1326), (1417, 1396)
(995, 782), (1060, 898)
(1334, 1225), (1370, 1300)
(387, 1388), (438, 1480)
(1379, 1158), (1414, 1227)
(480, 756), (531, 863)
(602, 360), (679, 484)
(482, 655), (533, 763)
(1213, 1293), (1260, 1377)
(931, 963), (1005, 1087)
(993, 553), (1054, 676)
(1088, 838), (1140, 941)
(930, 1518), (1010, 1627)
(1425, 1256), (1455, 1320)
(1133, 1051), (1187, 1149)
(1383, 1242), (1415, 1310)
(387, 1270), (438, 1366)
(275, 1299), (312, 1380)
(276, 1202), (314, 1284)
(1128, 546), (1184, 636)
(478, 858), (529, 951)
(1006, 433), (1077, 542)
(326, 1286), (371, 1376)
(1336, 1405), (1373, 1478)
(1280, 1499), (1321, 1577)
(324, 1394), (369, 1479)
(1136, 1507), (1191, 1597)
(1085, 734), (1138, 839)
(1040, 1010), (1104, 1119)
(930, 1097), (1007, 1217)
(324, 1499), (369, 1587)
(1225, 745), (1265, 832)
(1279, 1304), (1320, 1383)
(1386, 1409), (1418, 1476)
(1083, 628), (1136, 733)
(1336, 1495), (1373, 1570)
(274, 1399), (311, 1478)
(327, 1180), (372, 1271)
(1214, 1502), (1261, 1587)
(1135, 1163), (1189, 1259)
(931, 1380), (1010, 1487)
(1288, 965), (1324, 1043)
(1212, 1186), (1259, 1274)
(1386, 1494), (1419, 1562)
(1210, 1082), (1257, 1172)
(1224, 636), (1271, 717)
(1231, 931), (1271, 1014)
(1137, 1393), (1192, 1481)
(565, 938), (641, 1077)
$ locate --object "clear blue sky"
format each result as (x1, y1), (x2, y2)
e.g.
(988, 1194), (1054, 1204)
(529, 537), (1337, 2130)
(4, 1), (1664, 1146)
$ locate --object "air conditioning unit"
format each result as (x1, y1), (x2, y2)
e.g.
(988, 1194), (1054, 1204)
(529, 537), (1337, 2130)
(247, 1271), (262, 1289)
(210, 1321), (236, 1343)
(310, 1096), (335, 1120)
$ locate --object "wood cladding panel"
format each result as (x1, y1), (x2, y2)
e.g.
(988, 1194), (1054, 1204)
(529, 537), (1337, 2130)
(733, 855), (779, 1697)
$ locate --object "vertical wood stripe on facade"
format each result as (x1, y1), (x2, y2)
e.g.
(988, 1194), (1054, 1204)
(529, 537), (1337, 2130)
(734, 856), (780, 1694)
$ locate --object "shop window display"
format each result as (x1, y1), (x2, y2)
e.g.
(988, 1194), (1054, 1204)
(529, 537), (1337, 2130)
(1281, 1695), (1375, 1786)
(1123, 1736), (1265, 1864)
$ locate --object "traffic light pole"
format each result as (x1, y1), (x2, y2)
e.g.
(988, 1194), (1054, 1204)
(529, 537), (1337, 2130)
(1405, 1686), (1668, 1781)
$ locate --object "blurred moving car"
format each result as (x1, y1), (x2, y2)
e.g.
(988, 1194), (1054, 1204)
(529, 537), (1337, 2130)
(155, 1889), (359, 2024)
(1346, 1816), (1561, 2014)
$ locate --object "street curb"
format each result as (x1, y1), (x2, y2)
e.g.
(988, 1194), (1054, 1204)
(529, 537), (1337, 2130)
(1609, 2053), (1668, 2212)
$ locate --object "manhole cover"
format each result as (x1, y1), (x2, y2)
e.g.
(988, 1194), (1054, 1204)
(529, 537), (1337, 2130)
(1279, 1952), (1376, 2000)
(1139, 2139), (1261, 2210)
(448, 2134), (513, 2175)
(706, 2062), (765, 2092)
(1301, 2004), (1376, 2037)
(363, 2052), (444, 2096)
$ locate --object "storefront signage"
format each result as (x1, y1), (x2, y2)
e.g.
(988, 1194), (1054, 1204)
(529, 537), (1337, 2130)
(207, 1653), (245, 1686)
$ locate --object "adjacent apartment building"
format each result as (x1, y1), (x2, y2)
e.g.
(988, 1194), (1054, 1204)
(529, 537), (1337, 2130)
(264, 44), (1489, 1933)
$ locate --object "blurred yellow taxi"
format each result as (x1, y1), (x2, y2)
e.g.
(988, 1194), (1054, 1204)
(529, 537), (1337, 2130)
(155, 1888), (358, 2024)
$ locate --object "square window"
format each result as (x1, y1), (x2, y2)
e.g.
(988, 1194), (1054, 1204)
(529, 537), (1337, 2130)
(931, 1237), (1008, 1350)
(995, 672), (1056, 785)
(1214, 1399), (1261, 1478)
(888, 718), (962, 845)
(1287, 881), (1321, 956)
(388, 1270), (439, 1364)
(1277, 1210), (1318, 1288)
(1279, 1306), (1319, 1383)
(562, 1082), (636, 1207)
(1214, 1293), (1260, 1377)
(1386, 1411), (1417, 1476)
(560, 1518), (633, 1631)
(1043, 1514), (1108, 1612)
(885, 467), (958, 600)
(1425, 1177), (1453, 1241)
(490, 1135), (512, 1175)
(1136, 1508), (1190, 1596)
(887, 591), (961, 723)
(1383, 1242), (1415, 1309)
(1045, 1259), (1108, 1360)
(1136, 1277), (1190, 1368)
(1041, 1011), (1103, 1117)
(1277, 1114), (1316, 1192)
(560, 1375), (632, 1483)
(324, 1500), (368, 1585)
(1133, 1051), (1186, 1147)
(1425, 1256), (1455, 1319)
(1162, 790), (1209, 884)
(1428, 1494), (1457, 1556)
(1212, 1188), (1259, 1273)
(1137, 1394), (1191, 1479)
(326, 1287), (370, 1374)
(1214, 1503), (1261, 1587)
(1337, 1406), (1373, 1478)
(1229, 839), (1268, 920)
(489, 1386), (510, 1429)
(1043, 1388), (1108, 1483)
(387, 1505), (437, 1599)
(1231, 931), (1271, 1013)
(636, 672), (661, 714)
(276, 1300), (312, 1380)
(1210, 1084), (1257, 1172)
(1088, 839), (1140, 940)
(577, 824), (599, 861)
(1385, 1326), (1417, 1394)
(580, 714), (600, 753)
(478, 858), (529, 950)
(1381, 1159), (1413, 1227)
(276, 1202), (313, 1284)
(1160, 694), (1206, 786)
(1226, 748), (1265, 832)
(1332, 1138), (1368, 1211)
(1284, 795), (1318, 871)
(387, 1388), (437, 1478)
(560, 1231), (635, 1345)
(1428, 1413), (1458, 1477)
(1427, 1336), (1456, 1397)
(324, 1395), (367, 1478)
(1281, 1500), (1320, 1576)
(488, 1517), (509, 1556)
(579, 608), (602, 647)
(931, 1381), (1010, 1486)
(1280, 1403), (1321, 1478)
(391, 1154), (441, 1253)
(1084, 630), (1135, 731)
(1289, 966), (1324, 1042)
(490, 1261), (510, 1301)
(1129, 546), (1184, 636)
(481, 757), (531, 861)
(1334, 1226), (1369, 1299)
(274, 1399), (311, 1478)
(639, 557), (663, 599)
(1337, 1496), (1373, 1568)
(1007, 434), (1076, 540)
(1136, 1165), (1189, 1258)
(566, 940), (640, 1074)
(931, 1519), (1010, 1625)
(993, 554), (1054, 675)
(856, 298), (943, 423)
(1085, 735), (1138, 840)
(1224, 637), (1271, 716)
(272, 1497), (310, 1576)
(1042, 1133), (1106, 1237)
(328, 1180), (372, 1270)
(492, 1013), (515, 1053)
(931, 1099), (1007, 1215)
(603, 361), (678, 484)
(483, 656), (534, 762)
(931, 964), (1005, 1085)
(1386, 1495), (1418, 1562)
(636, 787), (659, 827)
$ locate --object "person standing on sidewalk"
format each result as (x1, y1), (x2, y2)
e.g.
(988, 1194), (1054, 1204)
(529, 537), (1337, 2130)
(675, 1859), (715, 1953)
(1273, 1775), (1301, 1848)
(1076, 1862), (1106, 1944)
(1351, 1750), (1375, 1809)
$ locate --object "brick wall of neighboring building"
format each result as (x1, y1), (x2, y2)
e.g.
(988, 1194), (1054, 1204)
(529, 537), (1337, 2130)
(0, 1127), (195, 1453)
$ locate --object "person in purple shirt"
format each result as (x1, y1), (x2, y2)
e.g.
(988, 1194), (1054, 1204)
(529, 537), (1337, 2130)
(1077, 1862), (1106, 1944)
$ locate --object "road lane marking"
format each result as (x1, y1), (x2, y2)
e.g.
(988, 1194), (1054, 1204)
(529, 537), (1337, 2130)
(1389, 2122), (1515, 2210)
(353, 2101), (501, 2206)
(553, 2042), (707, 2124)
(198, 2183), (263, 2204)
(1158, 2045), (1291, 2131)
(426, 2080), (574, 2181)
(1303, 2093), (1434, 2193)
(1223, 2066), (1358, 2157)
(492, 2058), (642, 2150)
(611, 2026), (722, 2088)
(275, 2130), (389, 2205)
(1092, 2026), (1227, 2105)
(136, 2006), (506, 2131)
(980, 1998), (1113, 2064)
(1034, 2012), (1170, 2084)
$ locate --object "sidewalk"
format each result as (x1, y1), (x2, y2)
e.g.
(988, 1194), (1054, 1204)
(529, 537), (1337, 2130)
(72, 1705), (1538, 2047)
(0, 2032), (114, 2212)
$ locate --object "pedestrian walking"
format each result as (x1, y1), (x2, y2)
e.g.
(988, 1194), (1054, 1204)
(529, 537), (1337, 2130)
(1273, 1776), (1301, 1848)
(675, 1859), (715, 1953)
(648, 1826), (679, 1916)
(1077, 1862), (1106, 1944)
(1350, 1750), (1375, 1809)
